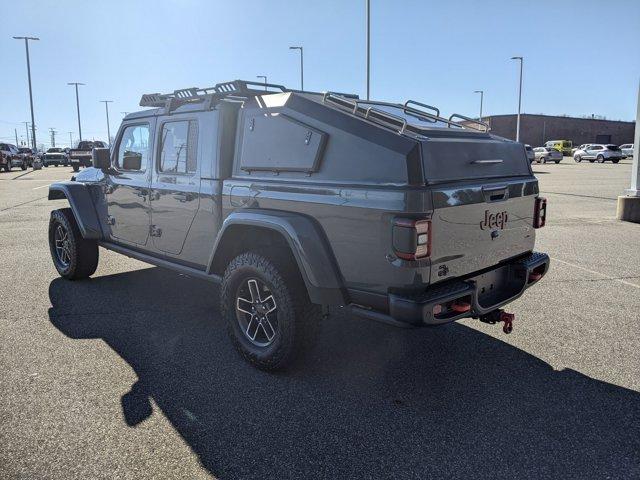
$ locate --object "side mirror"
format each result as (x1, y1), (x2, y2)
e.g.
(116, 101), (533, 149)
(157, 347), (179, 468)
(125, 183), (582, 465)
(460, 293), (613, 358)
(92, 148), (111, 170)
(122, 151), (142, 170)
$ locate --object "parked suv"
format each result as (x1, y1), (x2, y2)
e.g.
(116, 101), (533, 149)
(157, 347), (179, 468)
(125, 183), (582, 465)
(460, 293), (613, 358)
(47, 80), (549, 370)
(533, 147), (562, 164)
(573, 144), (623, 163)
(1, 143), (28, 171)
(620, 144), (634, 158)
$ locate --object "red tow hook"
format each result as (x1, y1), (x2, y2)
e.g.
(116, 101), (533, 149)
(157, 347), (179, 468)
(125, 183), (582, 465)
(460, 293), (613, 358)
(499, 311), (515, 334)
(478, 309), (515, 334)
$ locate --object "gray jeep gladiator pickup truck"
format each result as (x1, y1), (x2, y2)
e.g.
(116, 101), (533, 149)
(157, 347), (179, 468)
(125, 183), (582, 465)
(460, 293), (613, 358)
(47, 80), (549, 370)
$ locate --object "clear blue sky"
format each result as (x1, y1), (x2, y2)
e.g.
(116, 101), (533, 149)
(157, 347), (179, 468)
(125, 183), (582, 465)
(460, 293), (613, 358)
(2, 0), (639, 148)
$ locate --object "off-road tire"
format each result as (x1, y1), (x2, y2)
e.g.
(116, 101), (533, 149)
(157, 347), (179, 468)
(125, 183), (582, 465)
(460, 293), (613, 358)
(48, 208), (99, 280)
(21, 164), (27, 170)
(554, 160), (560, 164)
(220, 251), (321, 371)
(612, 159), (620, 164)
(72, 164), (79, 172)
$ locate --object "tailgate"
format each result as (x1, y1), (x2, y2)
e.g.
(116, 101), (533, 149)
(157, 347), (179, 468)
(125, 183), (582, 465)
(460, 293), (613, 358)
(421, 135), (537, 283)
(429, 179), (538, 283)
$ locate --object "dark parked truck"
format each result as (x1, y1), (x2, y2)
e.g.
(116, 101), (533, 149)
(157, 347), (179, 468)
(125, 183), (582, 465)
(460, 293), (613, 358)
(68, 140), (107, 171)
(47, 80), (550, 370)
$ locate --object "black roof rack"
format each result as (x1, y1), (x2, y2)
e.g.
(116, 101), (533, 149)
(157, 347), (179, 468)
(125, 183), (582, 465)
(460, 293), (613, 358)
(139, 79), (358, 113)
(139, 80), (289, 111)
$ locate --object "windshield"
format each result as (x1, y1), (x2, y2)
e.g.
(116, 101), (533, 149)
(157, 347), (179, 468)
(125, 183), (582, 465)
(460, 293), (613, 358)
(47, 148), (62, 153)
(18, 148), (32, 153)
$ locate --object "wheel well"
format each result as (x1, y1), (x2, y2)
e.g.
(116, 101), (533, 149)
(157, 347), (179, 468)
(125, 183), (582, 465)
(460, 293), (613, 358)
(210, 225), (295, 276)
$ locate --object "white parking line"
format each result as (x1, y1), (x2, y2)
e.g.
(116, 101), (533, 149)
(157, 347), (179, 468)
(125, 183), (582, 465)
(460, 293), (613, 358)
(32, 183), (51, 190)
(552, 256), (640, 289)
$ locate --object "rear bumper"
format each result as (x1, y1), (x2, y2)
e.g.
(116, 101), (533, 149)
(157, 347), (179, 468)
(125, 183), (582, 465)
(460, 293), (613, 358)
(351, 252), (550, 327)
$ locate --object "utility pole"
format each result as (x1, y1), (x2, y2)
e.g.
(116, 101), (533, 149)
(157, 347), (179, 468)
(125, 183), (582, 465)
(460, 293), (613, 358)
(511, 56), (524, 142)
(23, 122), (30, 147)
(366, 0), (370, 100)
(67, 82), (85, 141)
(68, 132), (73, 148)
(49, 128), (56, 147)
(100, 100), (113, 146)
(13, 36), (39, 150)
(289, 46), (304, 91)
(256, 75), (267, 91)
(474, 90), (484, 123)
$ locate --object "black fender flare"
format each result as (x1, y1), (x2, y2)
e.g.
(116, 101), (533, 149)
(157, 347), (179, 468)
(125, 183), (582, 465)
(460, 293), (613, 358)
(208, 210), (346, 306)
(48, 181), (103, 240)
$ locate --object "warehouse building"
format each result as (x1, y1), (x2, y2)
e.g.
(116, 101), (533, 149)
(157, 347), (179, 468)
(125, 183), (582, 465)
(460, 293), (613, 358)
(482, 114), (635, 147)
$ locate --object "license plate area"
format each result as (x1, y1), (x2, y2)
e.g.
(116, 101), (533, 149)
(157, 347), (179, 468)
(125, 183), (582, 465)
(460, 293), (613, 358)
(473, 264), (526, 309)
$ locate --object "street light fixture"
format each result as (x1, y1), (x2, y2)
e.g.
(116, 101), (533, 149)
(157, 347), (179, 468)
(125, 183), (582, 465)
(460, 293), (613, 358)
(13, 36), (39, 150)
(474, 90), (484, 124)
(289, 46), (304, 91)
(67, 82), (85, 141)
(511, 56), (524, 142)
(256, 75), (268, 91)
(100, 100), (113, 146)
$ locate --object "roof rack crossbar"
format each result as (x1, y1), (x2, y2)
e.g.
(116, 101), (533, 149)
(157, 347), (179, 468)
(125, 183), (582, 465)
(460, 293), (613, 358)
(322, 92), (490, 134)
(139, 80), (292, 110)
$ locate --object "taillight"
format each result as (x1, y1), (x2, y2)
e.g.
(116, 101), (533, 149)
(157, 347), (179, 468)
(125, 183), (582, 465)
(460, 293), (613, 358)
(534, 197), (547, 228)
(392, 218), (431, 260)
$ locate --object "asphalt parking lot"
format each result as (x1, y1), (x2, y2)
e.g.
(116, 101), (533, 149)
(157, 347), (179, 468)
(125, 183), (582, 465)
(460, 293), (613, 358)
(1, 159), (639, 479)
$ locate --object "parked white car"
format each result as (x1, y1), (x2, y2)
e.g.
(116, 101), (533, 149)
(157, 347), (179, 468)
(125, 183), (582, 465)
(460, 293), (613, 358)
(619, 144), (634, 158)
(533, 147), (563, 164)
(573, 144), (623, 163)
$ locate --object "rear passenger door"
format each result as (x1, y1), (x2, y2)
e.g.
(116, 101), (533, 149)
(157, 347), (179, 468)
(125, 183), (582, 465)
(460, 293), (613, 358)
(149, 118), (201, 255)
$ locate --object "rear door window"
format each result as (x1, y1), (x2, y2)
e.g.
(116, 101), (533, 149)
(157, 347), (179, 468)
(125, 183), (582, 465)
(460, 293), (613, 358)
(158, 120), (198, 174)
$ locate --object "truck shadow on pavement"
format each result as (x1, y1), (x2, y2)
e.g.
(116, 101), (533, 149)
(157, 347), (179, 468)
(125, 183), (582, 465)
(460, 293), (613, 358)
(48, 267), (640, 480)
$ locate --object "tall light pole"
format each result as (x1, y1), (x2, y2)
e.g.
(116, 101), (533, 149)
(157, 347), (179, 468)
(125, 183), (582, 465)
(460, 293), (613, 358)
(100, 100), (113, 145)
(289, 46), (304, 91)
(256, 75), (267, 91)
(511, 56), (523, 142)
(366, 0), (370, 100)
(67, 82), (85, 141)
(13, 36), (39, 150)
(68, 132), (73, 148)
(49, 128), (57, 148)
(474, 90), (484, 123)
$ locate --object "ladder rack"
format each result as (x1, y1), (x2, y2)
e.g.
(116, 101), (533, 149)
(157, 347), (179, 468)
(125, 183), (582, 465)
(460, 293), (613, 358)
(321, 92), (489, 135)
